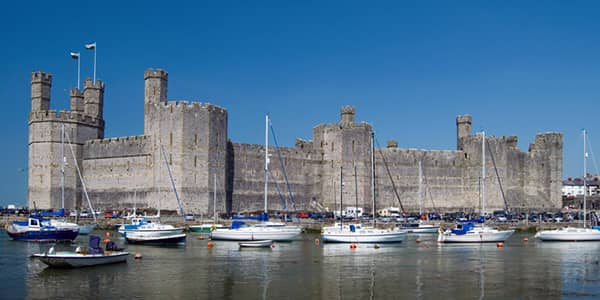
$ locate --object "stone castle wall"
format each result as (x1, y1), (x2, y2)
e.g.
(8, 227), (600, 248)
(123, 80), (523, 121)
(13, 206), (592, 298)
(27, 69), (563, 214)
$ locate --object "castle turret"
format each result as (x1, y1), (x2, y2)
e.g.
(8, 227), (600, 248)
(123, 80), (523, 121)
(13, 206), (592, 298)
(456, 114), (472, 150)
(70, 88), (84, 113)
(83, 78), (104, 119)
(340, 106), (356, 128)
(31, 72), (51, 111)
(144, 69), (168, 104)
(144, 69), (168, 135)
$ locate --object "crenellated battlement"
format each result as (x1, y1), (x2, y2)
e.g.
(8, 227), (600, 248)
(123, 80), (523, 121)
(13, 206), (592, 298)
(84, 135), (151, 160)
(28, 110), (104, 127)
(529, 132), (563, 152)
(83, 78), (104, 89)
(157, 100), (227, 115)
(144, 68), (168, 80)
(31, 71), (52, 83)
(87, 135), (149, 145)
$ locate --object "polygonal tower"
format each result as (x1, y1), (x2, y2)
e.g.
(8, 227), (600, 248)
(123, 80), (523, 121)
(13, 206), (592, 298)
(28, 72), (104, 210)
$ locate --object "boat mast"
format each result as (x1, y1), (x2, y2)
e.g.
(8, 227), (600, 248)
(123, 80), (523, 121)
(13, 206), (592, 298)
(354, 164), (358, 219)
(418, 160), (423, 217)
(481, 131), (486, 217)
(340, 166), (343, 229)
(214, 173), (217, 225)
(584, 129), (587, 228)
(264, 114), (269, 215)
(61, 124), (65, 211)
(371, 131), (376, 228)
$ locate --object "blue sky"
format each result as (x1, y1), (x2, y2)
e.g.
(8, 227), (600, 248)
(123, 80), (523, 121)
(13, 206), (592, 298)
(1, 1), (600, 206)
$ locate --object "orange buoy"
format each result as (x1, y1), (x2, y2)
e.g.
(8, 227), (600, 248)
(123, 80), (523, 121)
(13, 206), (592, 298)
(271, 244), (276, 248)
(207, 241), (214, 248)
(134, 253), (143, 259)
(523, 237), (529, 242)
(497, 242), (504, 248)
(350, 243), (357, 249)
(415, 238), (421, 244)
(314, 238), (320, 246)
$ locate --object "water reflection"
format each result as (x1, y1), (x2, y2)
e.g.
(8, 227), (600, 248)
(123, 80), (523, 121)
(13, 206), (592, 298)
(0, 232), (599, 298)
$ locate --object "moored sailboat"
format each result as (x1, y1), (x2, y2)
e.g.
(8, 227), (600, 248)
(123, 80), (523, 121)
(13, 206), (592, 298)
(321, 132), (406, 243)
(211, 115), (302, 242)
(438, 131), (514, 243)
(397, 160), (439, 234)
(535, 129), (600, 242)
(189, 174), (225, 233)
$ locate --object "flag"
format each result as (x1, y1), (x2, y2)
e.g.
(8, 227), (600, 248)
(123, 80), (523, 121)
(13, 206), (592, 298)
(70, 52), (80, 59)
(85, 42), (96, 49)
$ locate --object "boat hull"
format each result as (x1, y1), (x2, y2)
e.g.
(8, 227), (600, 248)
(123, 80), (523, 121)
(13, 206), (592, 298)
(78, 224), (95, 235)
(32, 252), (129, 268)
(398, 224), (440, 234)
(321, 230), (406, 243)
(125, 233), (187, 245)
(438, 229), (514, 243)
(211, 227), (301, 241)
(189, 224), (225, 233)
(7, 228), (79, 242)
(239, 240), (273, 248)
(535, 228), (600, 241)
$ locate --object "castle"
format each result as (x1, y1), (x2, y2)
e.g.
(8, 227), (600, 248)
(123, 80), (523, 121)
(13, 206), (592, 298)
(27, 69), (563, 215)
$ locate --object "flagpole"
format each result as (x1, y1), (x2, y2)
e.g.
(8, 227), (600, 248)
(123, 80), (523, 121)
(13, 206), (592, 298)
(77, 55), (80, 90)
(93, 44), (96, 84)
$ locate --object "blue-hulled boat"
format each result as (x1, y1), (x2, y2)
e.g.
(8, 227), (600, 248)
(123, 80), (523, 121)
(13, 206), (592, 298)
(6, 217), (79, 242)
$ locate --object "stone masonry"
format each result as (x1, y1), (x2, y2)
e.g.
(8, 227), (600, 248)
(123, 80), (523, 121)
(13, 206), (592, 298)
(27, 69), (563, 215)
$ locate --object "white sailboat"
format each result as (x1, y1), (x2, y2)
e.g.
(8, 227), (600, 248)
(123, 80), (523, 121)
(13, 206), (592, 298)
(438, 131), (514, 243)
(124, 144), (185, 245)
(535, 129), (600, 241)
(397, 160), (439, 234)
(211, 115), (302, 242)
(189, 174), (226, 233)
(321, 132), (407, 243)
(62, 127), (98, 234)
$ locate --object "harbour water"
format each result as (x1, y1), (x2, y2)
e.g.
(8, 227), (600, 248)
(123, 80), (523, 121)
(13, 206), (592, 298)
(2, 230), (600, 299)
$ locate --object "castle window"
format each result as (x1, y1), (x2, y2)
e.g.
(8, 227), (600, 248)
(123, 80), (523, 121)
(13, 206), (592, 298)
(352, 140), (355, 153)
(170, 132), (173, 146)
(331, 142), (334, 152)
(194, 156), (197, 168)
(464, 153), (468, 159)
(169, 154), (172, 165)
(195, 134), (198, 145)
